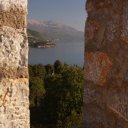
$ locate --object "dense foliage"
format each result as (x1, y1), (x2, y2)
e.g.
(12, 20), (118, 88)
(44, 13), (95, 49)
(29, 60), (84, 128)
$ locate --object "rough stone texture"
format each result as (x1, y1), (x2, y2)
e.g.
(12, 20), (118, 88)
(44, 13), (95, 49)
(84, 0), (128, 127)
(0, 9), (27, 29)
(0, 0), (29, 128)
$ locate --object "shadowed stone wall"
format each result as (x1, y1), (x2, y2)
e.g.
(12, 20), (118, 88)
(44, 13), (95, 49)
(0, 0), (29, 127)
(84, 0), (128, 127)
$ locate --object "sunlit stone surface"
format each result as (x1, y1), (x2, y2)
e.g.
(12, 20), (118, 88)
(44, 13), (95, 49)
(0, 0), (29, 127)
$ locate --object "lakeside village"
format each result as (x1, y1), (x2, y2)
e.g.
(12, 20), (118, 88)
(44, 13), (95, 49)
(33, 40), (56, 48)
(28, 34), (56, 48)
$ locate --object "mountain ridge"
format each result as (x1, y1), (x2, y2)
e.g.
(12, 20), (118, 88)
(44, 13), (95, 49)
(28, 19), (84, 43)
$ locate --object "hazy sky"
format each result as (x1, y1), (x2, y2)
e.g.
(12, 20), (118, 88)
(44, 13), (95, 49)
(28, 0), (87, 31)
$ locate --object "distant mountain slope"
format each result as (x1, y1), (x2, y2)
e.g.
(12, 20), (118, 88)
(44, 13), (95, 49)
(28, 29), (55, 48)
(28, 29), (49, 41)
(28, 19), (84, 42)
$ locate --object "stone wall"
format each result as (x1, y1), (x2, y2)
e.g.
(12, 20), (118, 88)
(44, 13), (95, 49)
(0, 0), (29, 128)
(84, 0), (128, 127)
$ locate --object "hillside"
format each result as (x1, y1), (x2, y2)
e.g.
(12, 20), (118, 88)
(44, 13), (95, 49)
(28, 19), (84, 42)
(28, 29), (55, 48)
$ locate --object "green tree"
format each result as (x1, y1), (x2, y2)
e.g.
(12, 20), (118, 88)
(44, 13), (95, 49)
(43, 74), (63, 124)
(43, 66), (83, 127)
(32, 64), (46, 79)
(45, 64), (54, 75)
(29, 62), (84, 128)
(57, 112), (83, 128)
(54, 60), (63, 74)
(28, 65), (34, 77)
(29, 77), (45, 108)
(56, 66), (83, 127)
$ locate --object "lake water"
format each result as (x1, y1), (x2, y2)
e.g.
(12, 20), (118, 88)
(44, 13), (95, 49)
(29, 42), (84, 67)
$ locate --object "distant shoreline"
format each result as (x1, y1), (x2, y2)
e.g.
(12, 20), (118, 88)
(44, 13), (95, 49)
(35, 43), (56, 48)
(29, 41), (56, 49)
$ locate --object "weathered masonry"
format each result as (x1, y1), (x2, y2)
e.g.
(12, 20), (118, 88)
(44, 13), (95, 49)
(84, 0), (128, 127)
(0, 0), (29, 128)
